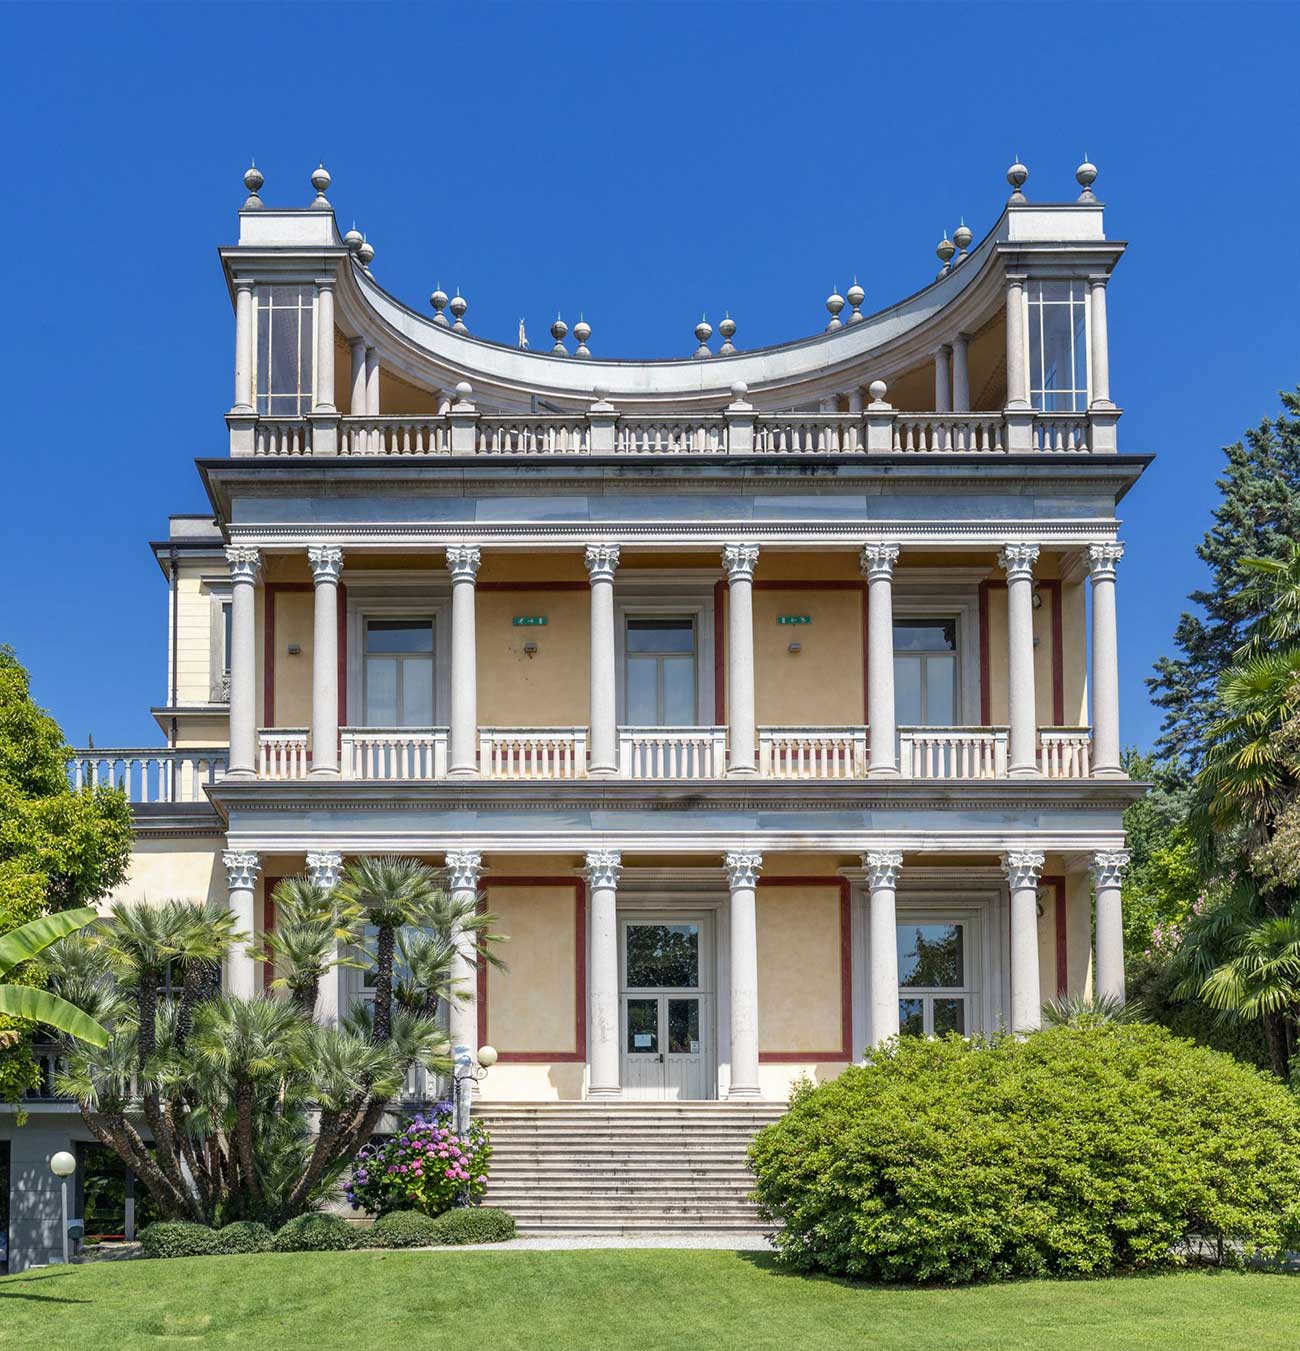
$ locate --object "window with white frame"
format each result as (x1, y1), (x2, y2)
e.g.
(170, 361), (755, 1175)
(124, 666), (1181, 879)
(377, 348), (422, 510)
(896, 917), (977, 1036)
(254, 284), (314, 417)
(894, 619), (958, 726)
(1027, 280), (1088, 412)
(362, 619), (435, 726)
(624, 616), (698, 725)
(221, 602), (233, 680)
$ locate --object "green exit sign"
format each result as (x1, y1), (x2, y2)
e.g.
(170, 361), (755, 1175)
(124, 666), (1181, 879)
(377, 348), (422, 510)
(777, 615), (812, 626)
(512, 616), (548, 627)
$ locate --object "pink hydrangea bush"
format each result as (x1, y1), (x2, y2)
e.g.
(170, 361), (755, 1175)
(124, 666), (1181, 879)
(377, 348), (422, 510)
(345, 1106), (493, 1217)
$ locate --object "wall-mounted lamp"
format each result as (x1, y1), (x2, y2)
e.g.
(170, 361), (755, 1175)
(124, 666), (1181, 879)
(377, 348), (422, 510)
(787, 642), (802, 654)
(523, 641), (538, 658)
(287, 643), (302, 656)
(1031, 588), (1043, 610)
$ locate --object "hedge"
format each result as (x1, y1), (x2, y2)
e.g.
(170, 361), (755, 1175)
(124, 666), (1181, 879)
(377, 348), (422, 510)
(214, 1221), (274, 1255)
(139, 1221), (220, 1259)
(271, 1212), (358, 1253)
(427, 1207), (516, 1246)
(369, 1209), (442, 1248)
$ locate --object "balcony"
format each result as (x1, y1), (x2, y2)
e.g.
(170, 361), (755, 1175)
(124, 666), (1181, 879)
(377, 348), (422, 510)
(232, 404), (1118, 460)
(70, 726), (1097, 797)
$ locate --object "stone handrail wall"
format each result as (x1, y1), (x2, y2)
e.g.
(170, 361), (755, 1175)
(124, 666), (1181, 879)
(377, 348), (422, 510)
(758, 726), (868, 778)
(67, 749), (228, 803)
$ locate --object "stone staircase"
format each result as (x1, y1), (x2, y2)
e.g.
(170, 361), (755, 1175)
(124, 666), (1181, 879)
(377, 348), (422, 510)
(476, 1101), (787, 1235)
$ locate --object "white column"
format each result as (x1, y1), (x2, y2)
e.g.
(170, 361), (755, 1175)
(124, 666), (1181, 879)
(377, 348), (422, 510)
(365, 345), (380, 414)
(1005, 274), (1030, 409)
(1003, 849), (1044, 1033)
(225, 546), (261, 778)
(585, 545), (619, 776)
(1092, 850), (1129, 1004)
(723, 544), (760, 777)
(224, 850), (260, 999)
(934, 344), (952, 412)
(1088, 276), (1113, 408)
(865, 850), (903, 1044)
(308, 546), (343, 778)
(1088, 543), (1125, 777)
(999, 544), (1041, 777)
(585, 850), (622, 1099)
(952, 332), (971, 412)
(307, 850), (344, 1024)
(233, 279), (254, 412)
(725, 851), (762, 1098)
(446, 850), (484, 1066)
(314, 279), (336, 413)
(862, 544), (900, 777)
(349, 336), (367, 415)
(447, 546), (481, 776)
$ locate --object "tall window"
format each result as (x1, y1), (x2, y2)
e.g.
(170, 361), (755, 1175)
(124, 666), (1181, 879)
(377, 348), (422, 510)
(363, 619), (434, 726)
(897, 920), (974, 1036)
(894, 620), (958, 726)
(625, 617), (697, 725)
(221, 602), (233, 679)
(1027, 280), (1088, 412)
(255, 284), (314, 416)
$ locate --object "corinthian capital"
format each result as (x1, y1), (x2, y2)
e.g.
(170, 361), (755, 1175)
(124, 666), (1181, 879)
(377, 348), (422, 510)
(308, 545), (344, 582)
(446, 545), (482, 582)
(224, 546), (262, 584)
(998, 544), (1040, 581)
(584, 850), (622, 890)
(445, 850), (484, 892)
(722, 543), (759, 583)
(584, 544), (620, 583)
(864, 849), (903, 889)
(1091, 850), (1131, 890)
(724, 851), (763, 890)
(1087, 542), (1125, 581)
(223, 850), (261, 890)
(860, 543), (900, 581)
(305, 850), (343, 889)
(1002, 849), (1045, 892)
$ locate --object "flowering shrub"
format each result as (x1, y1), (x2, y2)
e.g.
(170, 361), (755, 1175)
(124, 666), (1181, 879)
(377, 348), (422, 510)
(345, 1105), (493, 1217)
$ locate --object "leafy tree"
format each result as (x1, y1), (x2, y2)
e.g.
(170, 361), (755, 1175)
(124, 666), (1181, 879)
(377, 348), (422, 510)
(0, 908), (107, 1045)
(0, 645), (132, 1099)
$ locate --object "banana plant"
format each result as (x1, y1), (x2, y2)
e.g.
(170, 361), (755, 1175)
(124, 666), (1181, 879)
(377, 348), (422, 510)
(0, 907), (109, 1046)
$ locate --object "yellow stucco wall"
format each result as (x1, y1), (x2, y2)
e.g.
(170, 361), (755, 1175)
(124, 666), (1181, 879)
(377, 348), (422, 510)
(756, 883), (846, 1056)
(753, 589), (864, 726)
(476, 590), (590, 726)
(106, 840), (225, 912)
(269, 588), (314, 727)
(983, 581), (1057, 724)
(1061, 579), (1089, 725)
(483, 883), (580, 1056)
(479, 1063), (587, 1101)
(174, 568), (215, 705)
(1066, 870), (1094, 998)
(758, 1062), (847, 1099)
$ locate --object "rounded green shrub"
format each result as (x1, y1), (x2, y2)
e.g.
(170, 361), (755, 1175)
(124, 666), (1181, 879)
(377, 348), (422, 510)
(139, 1221), (220, 1259)
(428, 1206), (516, 1246)
(370, 1209), (442, 1249)
(749, 1025), (1300, 1284)
(272, 1212), (359, 1253)
(214, 1220), (274, 1255)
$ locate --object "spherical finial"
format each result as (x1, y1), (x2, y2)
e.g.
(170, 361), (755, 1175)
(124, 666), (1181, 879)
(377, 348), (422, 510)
(693, 317), (713, 359)
(1076, 155), (1098, 201)
(936, 233), (956, 278)
(430, 287), (449, 325)
(343, 226), (363, 252)
(592, 384), (610, 404)
(449, 291), (468, 333)
(454, 380), (473, 403)
(846, 282), (865, 324)
(825, 289), (845, 332)
(730, 380), (749, 403)
(550, 314), (569, 355)
(953, 221), (973, 253)
(718, 314), (737, 355)
(310, 162), (332, 209)
(242, 161), (264, 209)
(573, 318), (592, 358)
(356, 237), (374, 268)
(868, 379), (888, 403)
(1007, 158), (1029, 202)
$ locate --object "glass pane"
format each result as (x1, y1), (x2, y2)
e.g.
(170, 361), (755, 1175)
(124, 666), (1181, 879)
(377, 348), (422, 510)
(365, 657), (397, 725)
(667, 999), (700, 1054)
(1039, 304), (1072, 401)
(626, 924), (699, 988)
(271, 306), (300, 396)
(898, 923), (964, 988)
(626, 657), (658, 724)
(1072, 300), (1087, 401)
(894, 655), (922, 725)
(366, 620), (433, 654)
(1036, 280), (1073, 302)
(661, 658), (696, 726)
(401, 657), (434, 726)
(899, 998), (924, 1037)
(933, 998), (966, 1036)
(627, 618), (695, 654)
(925, 655), (956, 725)
(1028, 296), (1043, 403)
(222, 603), (232, 675)
(626, 998), (659, 1053)
(893, 622), (956, 653)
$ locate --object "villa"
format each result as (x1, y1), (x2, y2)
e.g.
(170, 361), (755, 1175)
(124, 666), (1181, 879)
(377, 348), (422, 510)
(2, 156), (1147, 1266)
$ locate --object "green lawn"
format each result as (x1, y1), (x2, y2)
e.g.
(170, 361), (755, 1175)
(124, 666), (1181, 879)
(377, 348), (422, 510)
(0, 1250), (1294, 1351)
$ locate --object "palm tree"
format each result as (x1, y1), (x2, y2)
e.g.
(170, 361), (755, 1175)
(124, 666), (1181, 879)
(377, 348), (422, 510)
(256, 877), (349, 1015)
(1041, 993), (1147, 1028)
(0, 906), (107, 1045)
(394, 889), (506, 1019)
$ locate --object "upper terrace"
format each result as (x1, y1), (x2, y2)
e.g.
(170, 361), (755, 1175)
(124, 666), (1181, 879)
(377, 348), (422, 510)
(222, 158), (1124, 460)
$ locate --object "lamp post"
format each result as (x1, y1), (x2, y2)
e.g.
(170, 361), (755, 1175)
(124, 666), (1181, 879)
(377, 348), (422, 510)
(49, 1151), (76, 1266)
(452, 1044), (496, 1206)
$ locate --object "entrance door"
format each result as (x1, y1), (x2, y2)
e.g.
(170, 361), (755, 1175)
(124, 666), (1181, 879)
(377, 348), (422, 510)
(620, 917), (713, 1100)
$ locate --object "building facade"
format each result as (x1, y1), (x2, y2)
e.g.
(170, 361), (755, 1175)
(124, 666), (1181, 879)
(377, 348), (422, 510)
(4, 157), (1147, 1265)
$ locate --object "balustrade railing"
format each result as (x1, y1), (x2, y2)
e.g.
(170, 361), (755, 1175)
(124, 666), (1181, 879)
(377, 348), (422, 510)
(893, 414), (1006, 453)
(614, 418), (726, 454)
(758, 726), (868, 779)
(617, 726), (727, 779)
(477, 416), (591, 454)
(253, 420), (313, 457)
(899, 727), (1009, 779)
(479, 727), (588, 779)
(1033, 413), (1090, 453)
(341, 727), (449, 780)
(755, 414), (863, 453)
(67, 749), (228, 803)
(258, 729), (310, 779)
(1039, 728), (1093, 778)
(340, 416), (449, 456)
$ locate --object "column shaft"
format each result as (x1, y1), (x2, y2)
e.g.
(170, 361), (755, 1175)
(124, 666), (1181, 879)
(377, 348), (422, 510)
(306, 850), (344, 1023)
(446, 851), (483, 1066)
(365, 345), (380, 415)
(1089, 278), (1112, 407)
(1000, 545), (1040, 776)
(1089, 544), (1124, 777)
(585, 546), (619, 776)
(308, 546), (343, 777)
(224, 851), (260, 999)
(1093, 851), (1129, 1003)
(233, 280), (254, 411)
(723, 545), (759, 776)
(349, 337), (367, 415)
(447, 547), (481, 776)
(225, 547), (260, 777)
(1006, 275), (1030, 409)
(866, 851), (902, 1043)
(952, 333), (970, 412)
(314, 280), (336, 412)
(1004, 850), (1044, 1032)
(726, 852), (762, 1097)
(935, 344), (952, 413)
(586, 851), (622, 1098)
(863, 545), (899, 776)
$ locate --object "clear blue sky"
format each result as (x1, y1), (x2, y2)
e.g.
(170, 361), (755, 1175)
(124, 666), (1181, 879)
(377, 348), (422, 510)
(3, 1), (1297, 752)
